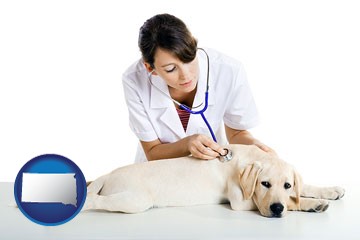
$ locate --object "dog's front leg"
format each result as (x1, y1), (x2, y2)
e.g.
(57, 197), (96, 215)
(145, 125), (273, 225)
(301, 184), (345, 200)
(288, 196), (329, 213)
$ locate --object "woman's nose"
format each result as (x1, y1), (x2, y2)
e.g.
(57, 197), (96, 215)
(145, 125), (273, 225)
(178, 64), (191, 80)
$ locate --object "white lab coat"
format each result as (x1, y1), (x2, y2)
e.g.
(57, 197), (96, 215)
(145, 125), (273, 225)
(122, 48), (259, 163)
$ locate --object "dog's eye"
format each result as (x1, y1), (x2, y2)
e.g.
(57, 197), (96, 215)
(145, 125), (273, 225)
(261, 181), (271, 188)
(284, 182), (292, 189)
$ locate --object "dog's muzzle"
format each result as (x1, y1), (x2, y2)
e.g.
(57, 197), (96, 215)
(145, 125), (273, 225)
(219, 148), (232, 162)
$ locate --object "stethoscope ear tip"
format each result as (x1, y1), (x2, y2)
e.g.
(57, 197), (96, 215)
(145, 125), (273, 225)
(219, 148), (232, 162)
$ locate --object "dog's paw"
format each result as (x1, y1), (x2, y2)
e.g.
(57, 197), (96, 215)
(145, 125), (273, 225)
(323, 186), (345, 200)
(333, 187), (345, 200)
(307, 199), (329, 213)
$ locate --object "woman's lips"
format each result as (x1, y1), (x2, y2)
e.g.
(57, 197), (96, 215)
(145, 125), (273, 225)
(180, 80), (193, 87)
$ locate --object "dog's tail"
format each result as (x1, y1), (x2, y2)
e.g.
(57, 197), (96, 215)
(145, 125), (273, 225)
(87, 175), (108, 195)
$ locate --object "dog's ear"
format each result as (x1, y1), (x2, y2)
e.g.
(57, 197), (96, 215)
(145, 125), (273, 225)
(293, 169), (303, 207)
(239, 162), (262, 200)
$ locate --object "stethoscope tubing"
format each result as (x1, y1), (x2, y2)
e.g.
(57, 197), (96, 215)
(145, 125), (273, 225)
(179, 92), (217, 142)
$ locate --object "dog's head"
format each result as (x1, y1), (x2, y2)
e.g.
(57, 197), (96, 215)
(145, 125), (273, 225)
(239, 158), (302, 218)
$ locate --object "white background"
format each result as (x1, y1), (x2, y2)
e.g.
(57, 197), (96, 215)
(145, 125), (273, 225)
(1, 0), (359, 186)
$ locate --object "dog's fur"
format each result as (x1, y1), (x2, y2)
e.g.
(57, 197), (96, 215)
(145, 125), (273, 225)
(84, 144), (345, 217)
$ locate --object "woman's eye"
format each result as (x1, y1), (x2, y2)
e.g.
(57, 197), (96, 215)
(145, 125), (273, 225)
(284, 182), (292, 189)
(261, 181), (271, 188)
(165, 66), (176, 73)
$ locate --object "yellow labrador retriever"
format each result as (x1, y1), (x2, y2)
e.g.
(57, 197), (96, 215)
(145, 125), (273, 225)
(84, 144), (345, 217)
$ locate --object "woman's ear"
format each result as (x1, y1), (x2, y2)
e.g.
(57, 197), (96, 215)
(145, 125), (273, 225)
(144, 62), (157, 75)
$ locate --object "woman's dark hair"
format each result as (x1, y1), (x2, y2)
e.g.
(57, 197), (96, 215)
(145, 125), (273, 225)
(138, 13), (198, 69)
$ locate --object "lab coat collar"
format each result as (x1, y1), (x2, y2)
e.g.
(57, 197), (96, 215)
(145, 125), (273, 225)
(150, 75), (173, 109)
(148, 75), (183, 138)
(159, 107), (187, 139)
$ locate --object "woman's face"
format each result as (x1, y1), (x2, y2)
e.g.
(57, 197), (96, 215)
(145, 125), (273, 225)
(146, 48), (199, 93)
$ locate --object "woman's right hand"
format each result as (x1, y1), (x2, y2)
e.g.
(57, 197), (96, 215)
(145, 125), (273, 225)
(185, 134), (226, 160)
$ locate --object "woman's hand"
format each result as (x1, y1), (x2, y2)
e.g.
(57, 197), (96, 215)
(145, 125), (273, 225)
(185, 134), (226, 160)
(253, 141), (277, 155)
(225, 126), (277, 155)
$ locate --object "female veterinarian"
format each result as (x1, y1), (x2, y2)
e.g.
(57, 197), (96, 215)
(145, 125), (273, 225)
(122, 13), (273, 163)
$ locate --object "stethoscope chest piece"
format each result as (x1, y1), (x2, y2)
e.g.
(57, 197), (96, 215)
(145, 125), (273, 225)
(219, 148), (233, 162)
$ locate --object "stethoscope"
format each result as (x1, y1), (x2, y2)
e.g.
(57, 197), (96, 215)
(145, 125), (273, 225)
(147, 48), (232, 162)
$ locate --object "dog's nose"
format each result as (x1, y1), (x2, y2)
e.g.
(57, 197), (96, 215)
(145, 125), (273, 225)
(270, 203), (284, 217)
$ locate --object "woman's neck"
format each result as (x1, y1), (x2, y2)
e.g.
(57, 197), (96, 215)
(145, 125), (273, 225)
(169, 86), (197, 109)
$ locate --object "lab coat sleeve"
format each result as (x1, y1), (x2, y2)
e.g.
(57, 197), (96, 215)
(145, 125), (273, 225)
(223, 64), (260, 130)
(122, 75), (158, 142)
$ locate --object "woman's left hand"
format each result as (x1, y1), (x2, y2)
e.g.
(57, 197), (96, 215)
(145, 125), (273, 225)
(254, 142), (277, 155)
